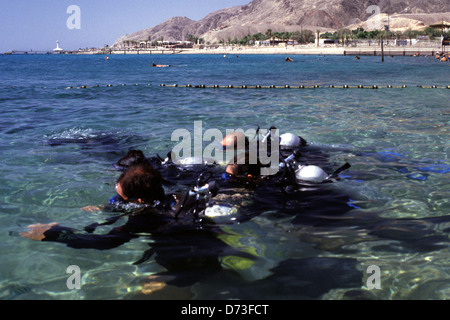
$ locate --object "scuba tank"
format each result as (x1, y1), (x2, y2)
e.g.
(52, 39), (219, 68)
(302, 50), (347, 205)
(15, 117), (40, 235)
(279, 132), (308, 149)
(280, 150), (351, 184)
(295, 162), (352, 183)
(280, 133), (302, 148)
(295, 165), (328, 183)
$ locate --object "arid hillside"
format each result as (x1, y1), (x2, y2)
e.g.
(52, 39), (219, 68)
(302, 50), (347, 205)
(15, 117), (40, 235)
(114, 0), (450, 45)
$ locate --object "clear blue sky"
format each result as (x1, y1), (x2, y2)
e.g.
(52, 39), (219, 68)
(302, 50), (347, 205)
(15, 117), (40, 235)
(0, 0), (249, 52)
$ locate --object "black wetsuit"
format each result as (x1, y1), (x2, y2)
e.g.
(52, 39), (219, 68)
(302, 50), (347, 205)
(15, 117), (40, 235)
(41, 193), (255, 286)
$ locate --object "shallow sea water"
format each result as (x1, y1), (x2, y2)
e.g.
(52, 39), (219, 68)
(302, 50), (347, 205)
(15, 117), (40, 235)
(0, 54), (448, 300)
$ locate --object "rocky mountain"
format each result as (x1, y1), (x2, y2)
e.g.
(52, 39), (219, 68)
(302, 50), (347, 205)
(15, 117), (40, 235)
(114, 0), (450, 45)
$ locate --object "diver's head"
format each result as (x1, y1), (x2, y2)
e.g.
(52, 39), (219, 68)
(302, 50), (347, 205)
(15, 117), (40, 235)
(220, 132), (249, 151)
(116, 163), (165, 204)
(225, 151), (261, 178)
(116, 149), (146, 168)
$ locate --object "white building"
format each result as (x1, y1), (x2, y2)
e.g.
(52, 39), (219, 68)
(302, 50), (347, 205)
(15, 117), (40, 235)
(53, 41), (63, 53)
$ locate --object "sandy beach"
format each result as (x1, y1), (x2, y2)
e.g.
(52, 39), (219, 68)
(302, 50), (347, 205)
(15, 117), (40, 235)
(105, 42), (447, 57)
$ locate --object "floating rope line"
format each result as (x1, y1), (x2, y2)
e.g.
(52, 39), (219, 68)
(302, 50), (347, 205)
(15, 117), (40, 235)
(417, 85), (450, 89)
(159, 84), (450, 89)
(2, 83), (449, 90)
(18, 83), (444, 90)
(64, 83), (152, 89)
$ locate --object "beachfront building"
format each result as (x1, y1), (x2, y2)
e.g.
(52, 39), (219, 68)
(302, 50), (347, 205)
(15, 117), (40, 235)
(315, 38), (339, 46)
(139, 41), (152, 48)
(395, 39), (419, 46)
(156, 40), (193, 49)
(116, 40), (193, 50)
(255, 37), (298, 46)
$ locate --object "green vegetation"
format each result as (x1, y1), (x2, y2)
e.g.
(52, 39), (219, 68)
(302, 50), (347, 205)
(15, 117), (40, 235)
(216, 29), (315, 45)
(320, 27), (449, 41)
(186, 34), (204, 44)
(211, 27), (450, 45)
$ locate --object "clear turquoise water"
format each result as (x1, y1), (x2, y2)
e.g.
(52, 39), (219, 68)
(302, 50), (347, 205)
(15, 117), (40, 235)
(0, 54), (448, 300)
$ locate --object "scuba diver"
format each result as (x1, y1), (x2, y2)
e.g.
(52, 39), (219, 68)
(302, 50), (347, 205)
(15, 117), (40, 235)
(21, 163), (255, 288)
(213, 127), (354, 229)
(220, 127), (347, 185)
(112, 148), (217, 191)
(216, 128), (354, 225)
(151, 62), (170, 67)
(25, 127), (352, 245)
(208, 126), (351, 192)
(21, 163), (195, 245)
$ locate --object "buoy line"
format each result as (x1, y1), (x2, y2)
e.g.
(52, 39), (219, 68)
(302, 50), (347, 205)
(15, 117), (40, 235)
(3, 83), (449, 90)
(158, 84), (450, 89)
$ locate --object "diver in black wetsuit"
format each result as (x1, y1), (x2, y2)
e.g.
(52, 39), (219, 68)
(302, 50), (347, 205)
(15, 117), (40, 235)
(216, 128), (355, 227)
(21, 163), (193, 247)
(21, 163), (253, 287)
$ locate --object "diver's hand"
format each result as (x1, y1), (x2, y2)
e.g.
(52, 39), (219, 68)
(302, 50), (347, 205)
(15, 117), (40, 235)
(81, 205), (103, 213)
(20, 223), (59, 241)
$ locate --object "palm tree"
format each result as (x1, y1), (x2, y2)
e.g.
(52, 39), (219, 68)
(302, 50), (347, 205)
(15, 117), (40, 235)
(404, 29), (417, 46)
(147, 35), (152, 48)
(266, 29), (272, 45)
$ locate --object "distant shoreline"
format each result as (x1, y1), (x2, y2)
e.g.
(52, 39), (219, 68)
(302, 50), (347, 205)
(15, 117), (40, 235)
(3, 44), (447, 57)
(102, 43), (447, 57)
(176, 46), (445, 56)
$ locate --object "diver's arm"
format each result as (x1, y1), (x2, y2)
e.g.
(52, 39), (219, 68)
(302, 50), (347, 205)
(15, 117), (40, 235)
(21, 223), (136, 250)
